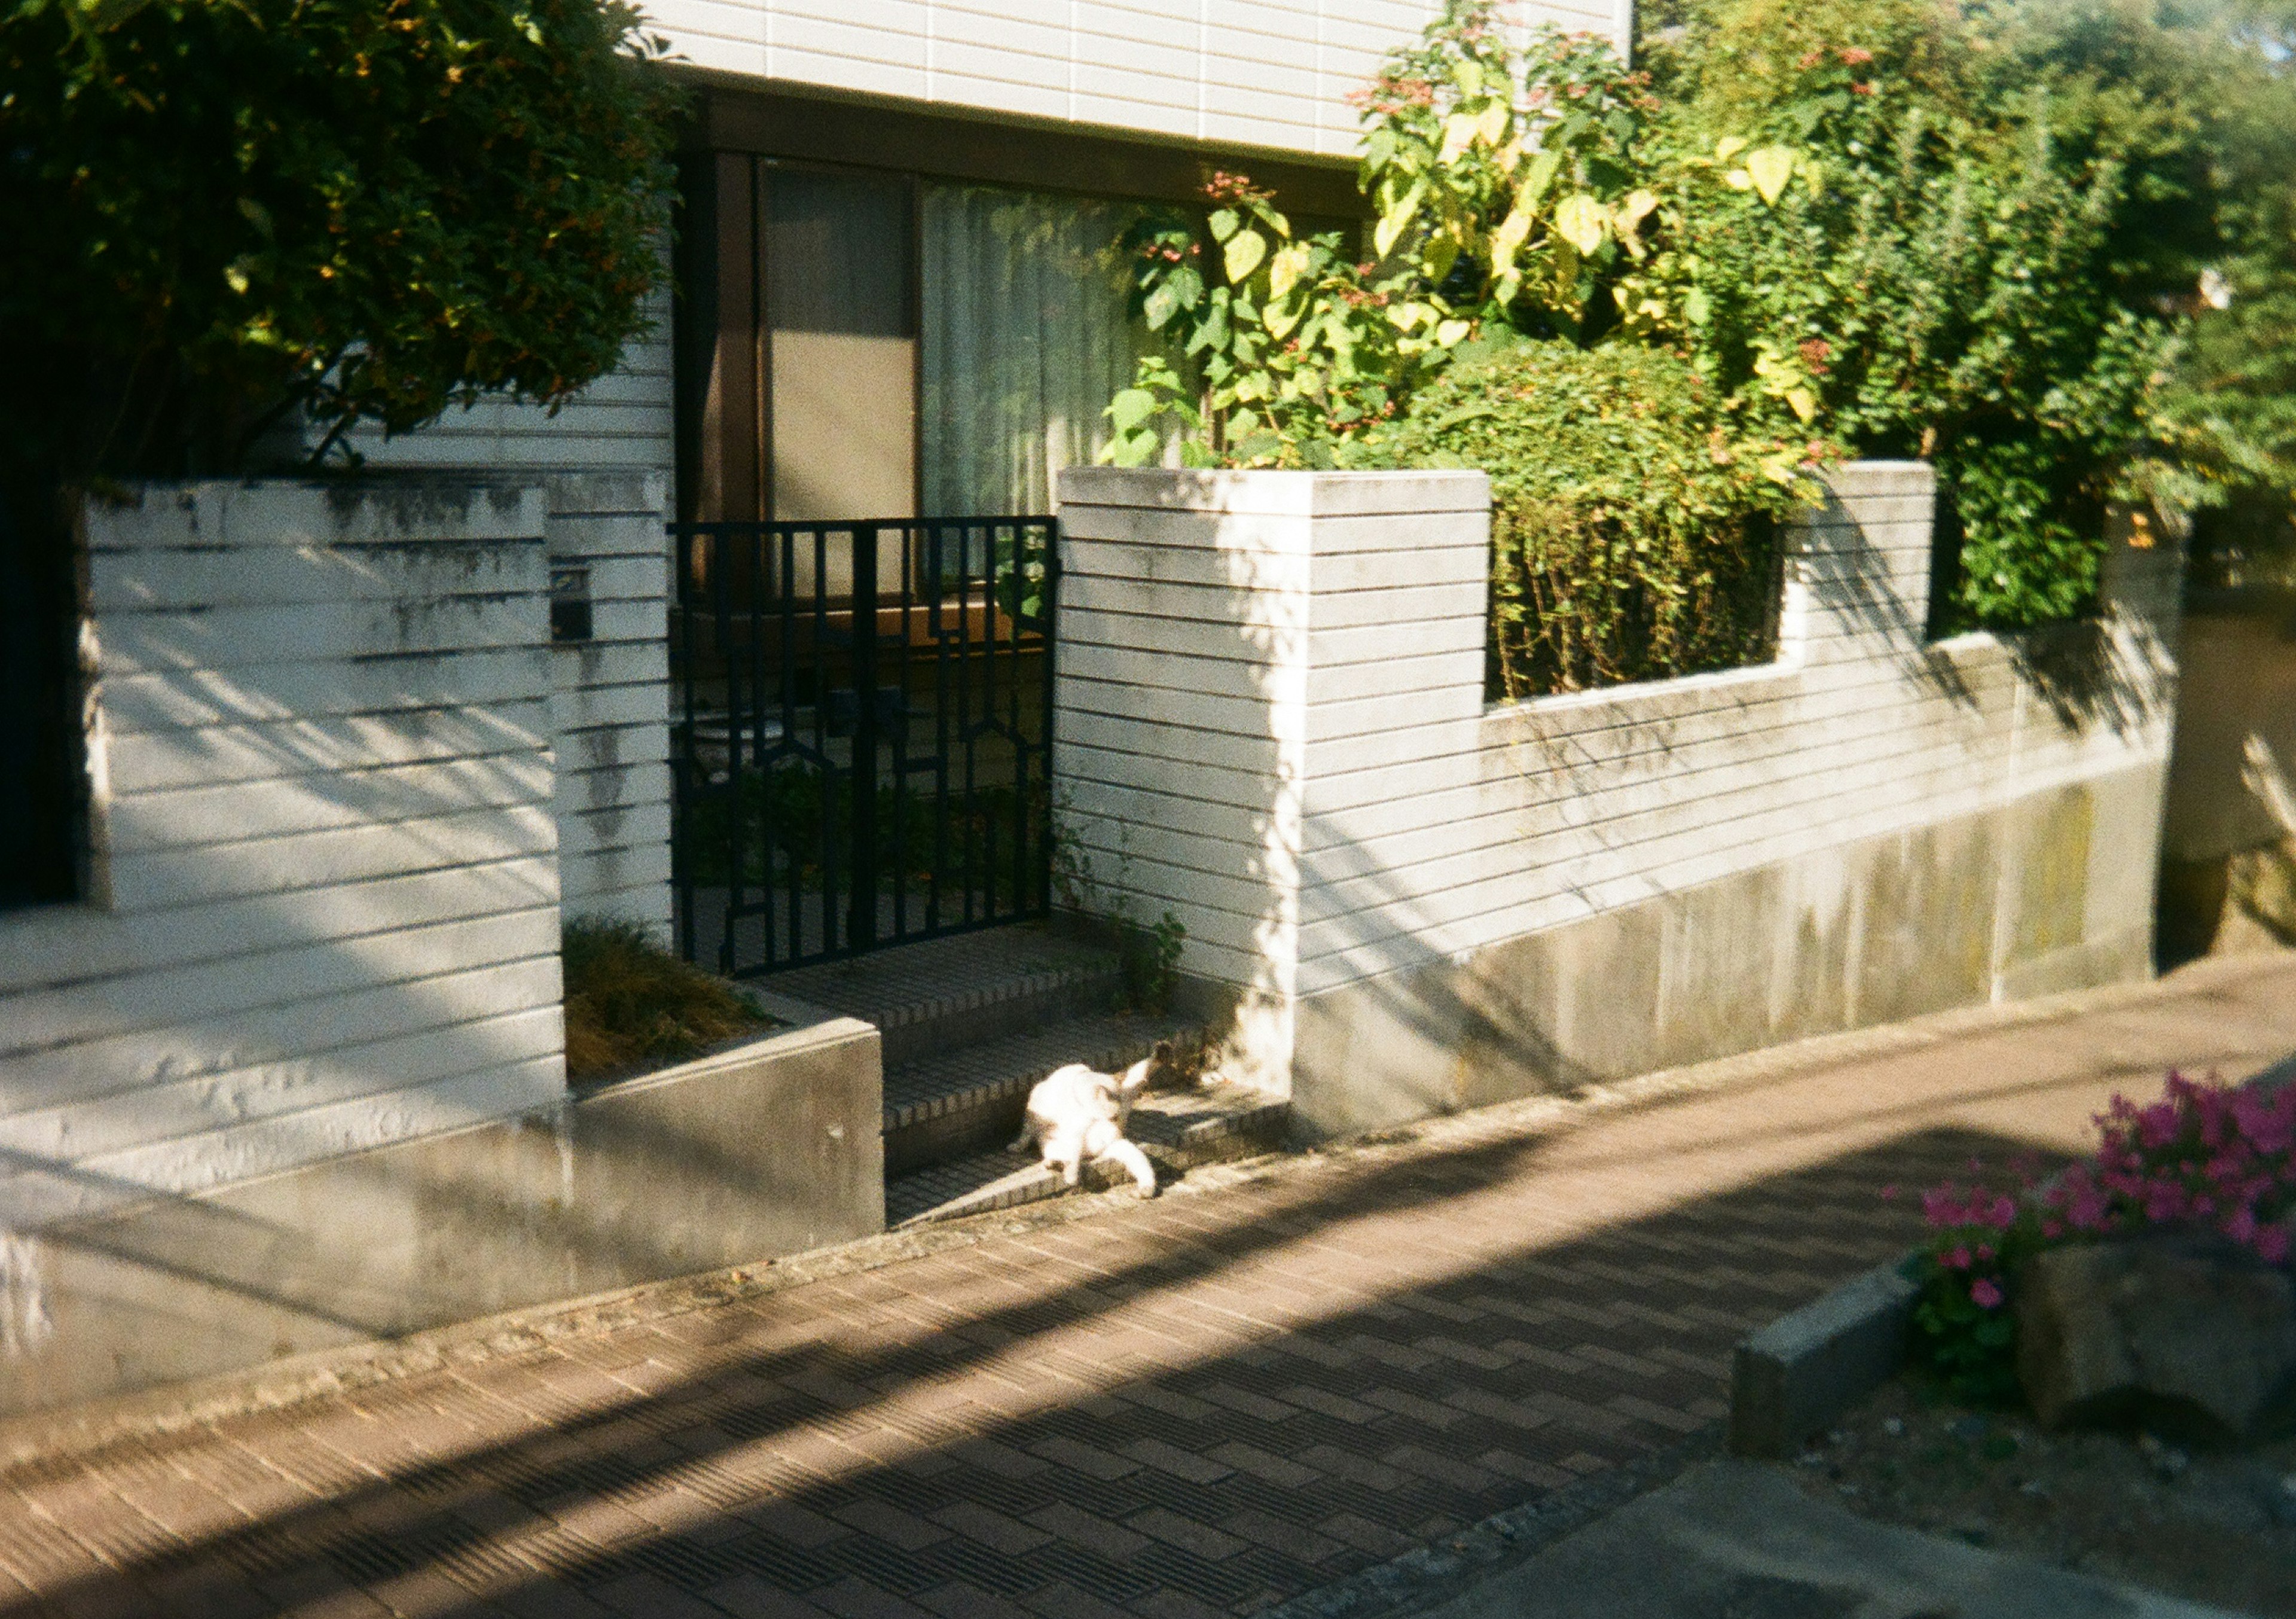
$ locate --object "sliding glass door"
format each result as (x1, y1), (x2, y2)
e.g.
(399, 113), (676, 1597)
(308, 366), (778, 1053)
(680, 156), (1153, 526)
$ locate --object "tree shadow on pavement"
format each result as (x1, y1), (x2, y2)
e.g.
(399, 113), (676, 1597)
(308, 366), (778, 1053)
(0, 1120), (2062, 1619)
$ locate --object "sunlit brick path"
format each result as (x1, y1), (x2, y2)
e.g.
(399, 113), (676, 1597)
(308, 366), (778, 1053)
(4, 955), (2294, 1619)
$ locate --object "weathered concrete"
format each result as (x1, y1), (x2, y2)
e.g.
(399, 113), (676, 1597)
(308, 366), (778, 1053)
(1286, 764), (2160, 1137)
(1403, 1460), (2240, 1619)
(0, 1011), (883, 1418)
(1730, 1261), (1918, 1460)
(1058, 465), (2182, 1139)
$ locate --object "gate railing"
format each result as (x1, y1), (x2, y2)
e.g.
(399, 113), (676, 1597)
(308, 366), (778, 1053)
(667, 515), (1058, 976)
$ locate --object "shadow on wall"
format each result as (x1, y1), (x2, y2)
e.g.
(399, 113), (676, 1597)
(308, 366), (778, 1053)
(2157, 586), (2296, 965)
(0, 1092), (2133, 1615)
(0, 480), (876, 1418)
(1053, 466), (2179, 1142)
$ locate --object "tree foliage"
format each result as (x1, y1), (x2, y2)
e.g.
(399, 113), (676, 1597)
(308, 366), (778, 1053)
(0, 0), (678, 483)
(1107, 0), (2296, 637)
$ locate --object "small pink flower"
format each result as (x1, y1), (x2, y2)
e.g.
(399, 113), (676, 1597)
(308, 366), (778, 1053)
(1839, 45), (1874, 65)
(1975, 1243), (1995, 1262)
(2259, 1225), (2291, 1264)
(1944, 1246), (1971, 1271)
(1879, 1184), (1898, 1203)
(1970, 1277), (2004, 1309)
(2041, 1219), (2063, 1239)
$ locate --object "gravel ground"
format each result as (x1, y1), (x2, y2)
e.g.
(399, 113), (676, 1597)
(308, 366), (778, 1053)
(1776, 1377), (2296, 1616)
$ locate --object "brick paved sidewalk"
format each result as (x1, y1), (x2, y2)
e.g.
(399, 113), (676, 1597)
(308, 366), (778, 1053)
(4, 954), (2294, 1619)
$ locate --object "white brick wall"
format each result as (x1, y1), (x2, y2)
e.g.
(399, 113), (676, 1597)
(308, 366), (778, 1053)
(1055, 464), (2180, 1093)
(644, 0), (1626, 158)
(0, 483), (568, 1232)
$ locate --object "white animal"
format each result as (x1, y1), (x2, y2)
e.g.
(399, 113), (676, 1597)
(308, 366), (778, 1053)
(1013, 1045), (1167, 1197)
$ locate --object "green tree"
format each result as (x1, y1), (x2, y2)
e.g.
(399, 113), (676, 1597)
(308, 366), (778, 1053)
(0, 0), (678, 485)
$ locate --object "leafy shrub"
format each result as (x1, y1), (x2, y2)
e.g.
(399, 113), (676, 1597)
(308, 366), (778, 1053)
(1636, 0), (2231, 630)
(1, 0), (677, 484)
(1904, 1070), (2296, 1404)
(1350, 338), (1814, 694)
(561, 917), (771, 1081)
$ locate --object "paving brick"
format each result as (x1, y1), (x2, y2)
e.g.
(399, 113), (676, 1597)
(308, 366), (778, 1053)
(1116, 1440), (1233, 1484)
(1123, 1507), (1247, 1561)
(5, 962), (2286, 1619)
(1023, 1437), (1137, 1481)
(929, 1501), (1051, 1556)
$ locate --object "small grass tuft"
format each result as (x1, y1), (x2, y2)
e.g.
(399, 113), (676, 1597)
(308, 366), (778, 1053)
(561, 917), (774, 1081)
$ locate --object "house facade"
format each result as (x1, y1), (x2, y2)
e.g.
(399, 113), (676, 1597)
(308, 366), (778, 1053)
(0, 2), (1644, 1412)
(353, 0), (1631, 516)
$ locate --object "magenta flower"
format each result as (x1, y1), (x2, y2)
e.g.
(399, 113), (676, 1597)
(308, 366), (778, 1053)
(1970, 1277), (2004, 1309)
(1944, 1246), (1971, 1271)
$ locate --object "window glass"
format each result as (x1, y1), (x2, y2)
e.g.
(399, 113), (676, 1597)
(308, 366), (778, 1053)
(918, 184), (1155, 516)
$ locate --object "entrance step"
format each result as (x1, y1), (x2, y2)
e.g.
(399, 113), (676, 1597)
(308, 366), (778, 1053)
(767, 926), (1122, 1070)
(761, 923), (1290, 1221)
(886, 1080), (1289, 1227)
(881, 1009), (1194, 1175)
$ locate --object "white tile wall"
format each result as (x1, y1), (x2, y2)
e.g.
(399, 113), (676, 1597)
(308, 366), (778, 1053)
(646, 0), (1628, 159)
(1054, 463), (2181, 1042)
(0, 484), (569, 1231)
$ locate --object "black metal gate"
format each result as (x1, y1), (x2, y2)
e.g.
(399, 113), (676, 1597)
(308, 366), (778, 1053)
(668, 516), (1058, 975)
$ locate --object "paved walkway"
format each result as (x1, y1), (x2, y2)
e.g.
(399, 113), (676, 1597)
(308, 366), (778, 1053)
(3, 953), (2294, 1619)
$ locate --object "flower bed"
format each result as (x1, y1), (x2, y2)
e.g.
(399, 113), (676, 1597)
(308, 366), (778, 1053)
(1905, 1071), (2296, 1404)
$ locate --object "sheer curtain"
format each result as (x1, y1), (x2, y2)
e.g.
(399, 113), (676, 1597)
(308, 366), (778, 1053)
(919, 184), (1153, 516)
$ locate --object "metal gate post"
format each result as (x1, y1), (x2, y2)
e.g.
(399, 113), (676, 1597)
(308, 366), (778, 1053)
(847, 526), (880, 952)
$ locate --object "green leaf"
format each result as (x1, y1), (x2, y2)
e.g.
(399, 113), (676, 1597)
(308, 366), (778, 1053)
(1106, 388), (1158, 432)
(1519, 148), (1563, 210)
(1745, 145), (1797, 205)
(1208, 208), (1239, 243)
(1553, 194), (1608, 255)
(1223, 227), (1268, 284)
(1374, 179), (1426, 260)
(1143, 279), (1183, 331)
(1440, 112), (1480, 165)
(1268, 240), (1311, 303)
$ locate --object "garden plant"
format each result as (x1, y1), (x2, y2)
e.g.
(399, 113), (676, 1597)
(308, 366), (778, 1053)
(1104, 0), (2296, 686)
(1907, 1069), (2296, 1404)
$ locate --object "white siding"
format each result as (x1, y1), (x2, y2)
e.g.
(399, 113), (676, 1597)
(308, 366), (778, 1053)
(347, 277), (675, 486)
(548, 474), (676, 938)
(1054, 464), (2180, 1005)
(0, 483), (567, 1233)
(643, 0), (1626, 159)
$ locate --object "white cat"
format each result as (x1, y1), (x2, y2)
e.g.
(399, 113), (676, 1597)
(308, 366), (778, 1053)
(1013, 1044), (1168, 1197)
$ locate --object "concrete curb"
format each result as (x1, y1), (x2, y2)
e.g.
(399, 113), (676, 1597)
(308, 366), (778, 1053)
(1259, 1428), (1724, 1619)
(1729, 1260), (1919, 1459)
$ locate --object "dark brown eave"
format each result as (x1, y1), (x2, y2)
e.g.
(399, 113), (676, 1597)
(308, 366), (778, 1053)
(669, 65), (1371, 220)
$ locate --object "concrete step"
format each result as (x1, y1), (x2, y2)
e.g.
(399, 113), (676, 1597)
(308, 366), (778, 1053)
(885, 1081), (1289, 1227)
(880, 1009), (1197, 1176)
(764, 926), (1122, 1069)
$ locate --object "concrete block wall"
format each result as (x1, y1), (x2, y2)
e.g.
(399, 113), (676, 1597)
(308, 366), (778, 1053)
(0, 481), (567, 1236)
(548, 474), (675, 938)
(1055, 464), (2182, 1136)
